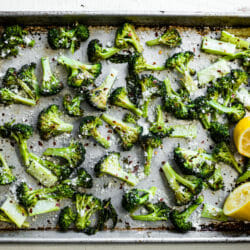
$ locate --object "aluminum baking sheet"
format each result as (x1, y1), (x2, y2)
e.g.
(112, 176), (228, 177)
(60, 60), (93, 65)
(0, 13), (249, 242)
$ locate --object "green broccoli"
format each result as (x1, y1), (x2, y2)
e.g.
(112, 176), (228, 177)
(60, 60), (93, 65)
(165, 51), (197, 93)
(236, 159), (250, 184)
(0, 153), (16, 185)
(169, 196), (204, 232)
(87, 39), (121, 62)
(37, 104), (73, 140)
(94, 152), (139, 186)
(206, 167), (224, 191)
(58, 206), (76, 231)
(63, 94), (84, 117)
(201, 203), (228, 222)
(146, 29), (181, 47)
(43, 140), (86, 168)
(140, 135), (162, 176)
(57, 55), (102, 87)
(123, 113), (139, 124)
(109, 87), (143, 116)
(79, 116), (110, 149)
(115, 23), (143, 52)
(162, 162), (203, 205)
(128, 52), (165, 75)
(87, 69), (118, 110)
(48, 24), (89, 53)
(220, 30), (249, 49)
(122, 186), (157, 212)
(101, 113), (142, 150)
(0, 25), (35, 59)
(40, 57), (63, 96)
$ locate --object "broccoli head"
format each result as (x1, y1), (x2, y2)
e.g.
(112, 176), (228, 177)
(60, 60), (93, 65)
(57, 55), (101, 87)
(37, 104), (73, 140)
(48, 24), (89, 53)
(146, 29), (181, 47)
(115, 23), (143, 52)
(87, 39), (121, 63)
(209, 122), (230, 143)
(206, 167), (224, 191)
(79, 116), (110, 149)
(122, 186), (157, 212)
(123, 113), (139, 124)
(40, 57), (63, 96)
(58, 206), (76, 231)
(63, 94), (84, 117)
(169, 196), (204, 232)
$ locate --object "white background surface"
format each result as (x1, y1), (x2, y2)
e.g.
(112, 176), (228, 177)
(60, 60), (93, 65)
(0, 0), (249, 249)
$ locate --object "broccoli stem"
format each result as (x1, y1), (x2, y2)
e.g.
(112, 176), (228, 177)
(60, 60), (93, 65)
(57, 55), (88, 70)
(146, 38), (162, 46)
(208, 100), (234, 114)
(201, 203), (228, 221)
(143, 64), (165, 71)
(144, 146), (154, 176)
(16, 79), (37, 100)
(169, 124), (197, 139)
(91, 129), (111, 149)
(141, 99), (150, 118)
(28, 199), (60, 216)
(220, 31), (249, 49)
(180, 196), (203, 218)
(50, 117), (74, 133)
(101, 47), (121, 59)
(162, 162), (180, 191)
(3, 90), (36, 106)
(117, 97), (143, 116)
(41, 57), (53, 83)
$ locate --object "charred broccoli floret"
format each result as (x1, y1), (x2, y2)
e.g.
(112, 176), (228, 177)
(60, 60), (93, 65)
(57, 55), (101, 87)
(130, 201), (171, 221)
(165, 51), (197, 93)
(140, 135), (162, 176)
(40, 57), (63, 96)
(209, 122), (230, 143)
(0, 153), (16, 185)
(109, 87), (143, 116)
(58, 206), (76, 231)
(94, 152), (139, 186)
(162, 162), (203, 205)
(236, 159), (250, 184)
(43, 140), (85, 168)
(0, 25), (35, 59)
(213, 142), (242, 174)
(101, 113), (142, 150)
(37, 104), (73, 140)
(87, 69), (118, 110)
(122, 186), (157, 212)
(48, 24), (89, 53)
(201, 203), (228, 222)
(115, 23), (143, 52)
(128, 52), (165, 75)
(63, 94), (84, 117)
(206, 167), (224, 191)
(123, 113), (139, 124)
(87, 39), (121, 62)
(174, 147), (216, 178)
(169, 196), (204, 232)
(79, 116), (110, 149)
(146, 29), (181, 47)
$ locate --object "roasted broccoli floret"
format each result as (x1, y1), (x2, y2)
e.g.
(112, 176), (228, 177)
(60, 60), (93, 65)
(130, 201), (171, 221)
(115, 23), (143, 52)
(94, 152), (139, 186)
(40, 57), (63, 96)
(201, 203), (228, 222)
(101, 113), (142, 150)
(63, 94), (84, 117)
(206, 167), (224, 191)
(79, 116), (110, 149)
(87, 39), (121, 62)
(169, 196), (204, 232)
(17, 182), (75, 211)
(128, 52), (165, 75)
(57, 55), (102, 87)
(174, 147), (216, 178)
(162, 77), (192, 119)
(213, 142), (242, 174)
(0, 25), (35, 59)
(58, 206), (76, 231)
(149, 105), (174, 137)
(0, 88), (36, 106)
(74, 193), (102, 233)
(146, 29), (181, 47)
(122, 186), (157, 212)
(208, 122), (230, 143)
(87, 69), (118, 110)
(236, 159), (250, 184)
(48, 24), (89, 53)
(37, 104), (73, 140)
(137, 74), (162, 118)
(140, 135), (162, 176)
(43, 140), (86, 168)
(123, 113), (139, 124)
(165, 51), (197, 93)
(0, 153), (16, 185)
(109, 87), (143, 116)
(162, 162), (203, 205)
